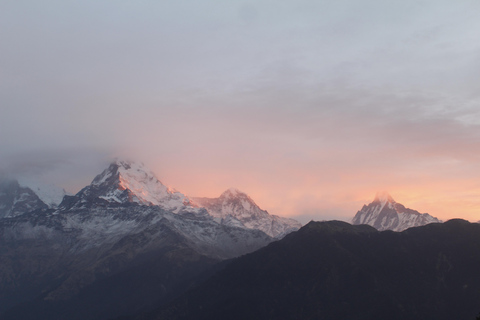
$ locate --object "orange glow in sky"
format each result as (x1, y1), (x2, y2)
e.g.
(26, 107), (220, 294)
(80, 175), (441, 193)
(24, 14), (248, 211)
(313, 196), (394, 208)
(144, 155), (480, 224)
(2, 1), (480, 225)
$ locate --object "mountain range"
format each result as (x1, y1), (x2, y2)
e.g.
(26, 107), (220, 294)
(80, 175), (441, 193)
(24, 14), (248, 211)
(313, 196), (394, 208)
(1, 159), (474, 320)
(0, 160), (298, 319)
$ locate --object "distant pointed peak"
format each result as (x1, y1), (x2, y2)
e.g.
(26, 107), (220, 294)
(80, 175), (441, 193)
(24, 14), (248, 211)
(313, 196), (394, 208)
(373, 191), (395, 204)
(82, 159), (194, 208)
(90, 159), (161, 189)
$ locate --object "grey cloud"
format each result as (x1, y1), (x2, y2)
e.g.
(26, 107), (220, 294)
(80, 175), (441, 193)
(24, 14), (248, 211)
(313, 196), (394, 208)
(1, 151), (70, 177)
(0, 148), (112, 191)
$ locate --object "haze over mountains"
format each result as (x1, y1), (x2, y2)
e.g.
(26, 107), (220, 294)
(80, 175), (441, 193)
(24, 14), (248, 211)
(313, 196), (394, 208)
(1, 159), (475, 320)
(0, 160), (298, 319)
(3, 0), (480, 318)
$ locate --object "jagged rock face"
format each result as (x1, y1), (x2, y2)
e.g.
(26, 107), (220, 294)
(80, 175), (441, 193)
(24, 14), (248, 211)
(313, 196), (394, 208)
(193, 188), (302, 238)
(0, 180), (48, 219)
(352, 192), (441, 231)
(61, 160), (199, 214)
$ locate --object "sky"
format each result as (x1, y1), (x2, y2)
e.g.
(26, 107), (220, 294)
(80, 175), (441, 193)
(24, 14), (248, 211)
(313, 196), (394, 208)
(1, 0), (480, 224)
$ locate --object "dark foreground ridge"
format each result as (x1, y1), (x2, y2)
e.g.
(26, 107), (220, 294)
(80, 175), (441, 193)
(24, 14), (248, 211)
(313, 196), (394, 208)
(137, 219), (480, 320)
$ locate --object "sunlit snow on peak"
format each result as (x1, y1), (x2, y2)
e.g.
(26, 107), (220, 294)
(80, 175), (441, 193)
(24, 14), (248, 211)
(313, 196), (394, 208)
(85, 160), (200, 213)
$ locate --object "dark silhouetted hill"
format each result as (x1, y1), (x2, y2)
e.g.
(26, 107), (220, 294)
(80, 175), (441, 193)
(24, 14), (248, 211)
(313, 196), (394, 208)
(141, 219), (480, 320)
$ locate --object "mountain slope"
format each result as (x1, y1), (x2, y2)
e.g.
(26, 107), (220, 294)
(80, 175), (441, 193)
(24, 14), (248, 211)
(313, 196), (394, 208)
(352, 192), (441, 231)
(193, 188), (301, 238)
(144, 219), (480, 320)
(0, 161), (273, 320)
(0, 206), (271, 320)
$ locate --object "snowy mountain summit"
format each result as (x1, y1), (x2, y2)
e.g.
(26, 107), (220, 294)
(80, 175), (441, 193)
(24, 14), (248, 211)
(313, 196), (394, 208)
(352, 191), (441, 231)
(193, 188), (302, 238)
(61, 160), (198, 213)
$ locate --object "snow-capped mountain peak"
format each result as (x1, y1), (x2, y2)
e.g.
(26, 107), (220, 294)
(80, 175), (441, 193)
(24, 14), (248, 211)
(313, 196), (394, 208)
(193, 189), (302, 238)
(352, 192), (441, 231)
(69, 160), (197, 213)
(87, 160), (170, 205)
